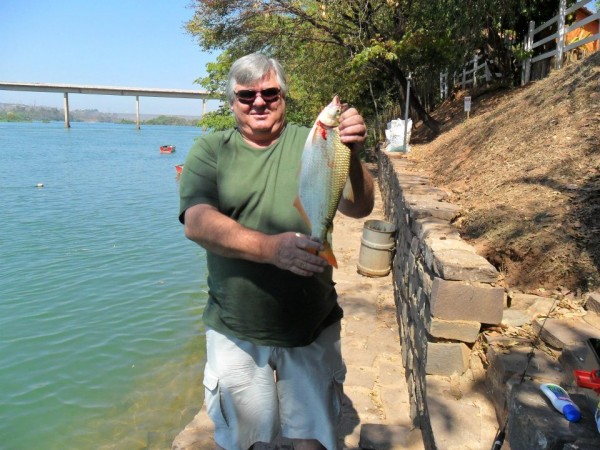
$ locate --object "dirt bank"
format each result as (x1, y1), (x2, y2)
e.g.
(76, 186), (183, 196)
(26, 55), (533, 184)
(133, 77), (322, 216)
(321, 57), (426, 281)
(406, 52), (600, 294)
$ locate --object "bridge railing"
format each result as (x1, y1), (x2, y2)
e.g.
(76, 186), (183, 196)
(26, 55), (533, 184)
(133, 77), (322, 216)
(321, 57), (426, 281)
(0, 81), (221, 129)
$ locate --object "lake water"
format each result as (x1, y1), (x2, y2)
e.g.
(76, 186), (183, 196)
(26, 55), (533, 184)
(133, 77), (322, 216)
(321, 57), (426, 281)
(0, 122), (209, 449)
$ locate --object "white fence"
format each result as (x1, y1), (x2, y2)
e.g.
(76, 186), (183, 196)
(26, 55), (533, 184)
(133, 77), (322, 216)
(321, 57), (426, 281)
(439, 0), (599, 100)
(522, 0), (600, 84)
(439, 55), (500, 100)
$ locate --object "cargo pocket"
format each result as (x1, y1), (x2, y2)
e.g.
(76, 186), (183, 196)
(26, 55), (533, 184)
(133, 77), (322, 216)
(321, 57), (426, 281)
(331, 366), (346, 422)
(203, 369), (228, 428)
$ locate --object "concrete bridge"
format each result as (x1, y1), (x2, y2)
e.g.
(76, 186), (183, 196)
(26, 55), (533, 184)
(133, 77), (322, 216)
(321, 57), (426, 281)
(0, 81), (222, 129)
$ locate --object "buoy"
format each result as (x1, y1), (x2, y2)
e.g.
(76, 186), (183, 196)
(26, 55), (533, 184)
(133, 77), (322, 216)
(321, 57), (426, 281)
(36, 183), (44, 188)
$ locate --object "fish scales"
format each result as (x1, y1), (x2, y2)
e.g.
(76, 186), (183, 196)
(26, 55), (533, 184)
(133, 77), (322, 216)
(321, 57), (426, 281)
(294, 96), (352, 268)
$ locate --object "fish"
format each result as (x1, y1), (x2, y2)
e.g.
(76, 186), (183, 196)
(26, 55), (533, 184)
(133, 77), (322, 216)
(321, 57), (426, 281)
(294, 95), (354, 268)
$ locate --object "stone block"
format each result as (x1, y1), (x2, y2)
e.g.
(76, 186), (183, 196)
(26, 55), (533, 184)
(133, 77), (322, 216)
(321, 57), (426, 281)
(502, 308), (531, 327)
(378, 386), (411, 425)
(485, 337), (564, 384)
(410, 236), (419, 254)
(416, 261), (434, 296)
(426, 376), (489, 450)
(407, 198), (461, 221)
(505, 382), (599, 450)
(533, 317), (600, 349)
(583, 310), (600, 329)
(411, 216), (460, 242)
(359, 424), (422, 450)
(427, 317), (481, 343)
(403, 187), (448, 204)
(368, 330), (401, 355)
(171, 405), (215, 450)
(397, 174), (429, 191)
(508, 292), (556, 317)
(345, 365), (377, 389)
(585, 291), (600, 313)
(425, 342), (470, 376)
(344, 385), (382, 422)
(378, 358), (405, 387)
(432, 248), (499, 283)
(344, 348), (378, 368)
(430, 278), (504, 324)
(339, 413), (361, 449)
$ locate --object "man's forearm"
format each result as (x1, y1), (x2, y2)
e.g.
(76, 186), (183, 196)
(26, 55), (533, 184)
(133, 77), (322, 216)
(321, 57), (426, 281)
(338, 155), (374, 218)
(184, 204), (275, 263)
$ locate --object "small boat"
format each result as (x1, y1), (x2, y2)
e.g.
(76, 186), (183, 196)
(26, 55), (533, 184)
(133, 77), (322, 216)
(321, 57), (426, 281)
(160, 145), (176, 154)
(175, 164), (184, 175)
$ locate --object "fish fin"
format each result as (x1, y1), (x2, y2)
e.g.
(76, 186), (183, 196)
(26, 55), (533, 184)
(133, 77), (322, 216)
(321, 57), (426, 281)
(293, 196), (312, 230)
(319, 241), (338, 268)
(306, 121), (318, 148)
(318, 225), (338, 268)
(342, 177), (354, 202)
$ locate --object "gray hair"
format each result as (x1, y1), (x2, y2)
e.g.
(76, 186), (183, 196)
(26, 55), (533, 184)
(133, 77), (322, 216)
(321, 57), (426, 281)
(226, 53), (288, 105)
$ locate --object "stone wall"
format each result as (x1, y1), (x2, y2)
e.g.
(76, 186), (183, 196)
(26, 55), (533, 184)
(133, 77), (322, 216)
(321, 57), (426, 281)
(378, 152), (505, 433)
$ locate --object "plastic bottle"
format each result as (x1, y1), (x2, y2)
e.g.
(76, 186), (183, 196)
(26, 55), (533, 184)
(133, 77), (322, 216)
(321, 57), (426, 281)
(540, 383), (581, 422)
(595, 398), (600, 433)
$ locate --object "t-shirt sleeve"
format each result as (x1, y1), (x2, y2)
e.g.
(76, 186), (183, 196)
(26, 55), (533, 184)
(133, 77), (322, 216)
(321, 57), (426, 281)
(178, 134), (220, 224)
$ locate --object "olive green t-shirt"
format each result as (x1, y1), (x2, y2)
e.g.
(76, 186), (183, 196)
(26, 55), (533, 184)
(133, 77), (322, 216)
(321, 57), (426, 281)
(179, 124), (342, 347)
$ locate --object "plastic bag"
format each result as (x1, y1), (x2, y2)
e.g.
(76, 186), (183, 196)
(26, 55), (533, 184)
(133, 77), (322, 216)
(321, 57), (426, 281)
(385, 118), (412, 153)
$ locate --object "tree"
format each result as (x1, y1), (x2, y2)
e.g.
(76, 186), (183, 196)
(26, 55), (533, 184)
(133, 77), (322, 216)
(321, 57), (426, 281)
(185, 0), (567, 137)
(186, 0), (443, 134)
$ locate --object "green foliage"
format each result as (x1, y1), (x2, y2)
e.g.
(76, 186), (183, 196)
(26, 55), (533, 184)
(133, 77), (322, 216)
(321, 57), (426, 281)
(194, 51), (234, 95)
(197, 105), (236, 131)
(0, 104), (62, 122)
(184, 0), (569, 135)
(0, 111), (31, 122)
(511, 43), (534, 61)
(144, 115), (198, 126)
(0, 104), (200, 126)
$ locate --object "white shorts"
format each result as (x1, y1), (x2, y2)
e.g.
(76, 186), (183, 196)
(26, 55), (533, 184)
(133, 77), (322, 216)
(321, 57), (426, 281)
(203, 321), (346, 450)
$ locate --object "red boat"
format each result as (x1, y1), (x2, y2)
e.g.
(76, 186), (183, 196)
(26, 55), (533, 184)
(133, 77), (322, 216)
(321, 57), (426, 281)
(175, 164), (184, 175)
(160, 145), (176, 154)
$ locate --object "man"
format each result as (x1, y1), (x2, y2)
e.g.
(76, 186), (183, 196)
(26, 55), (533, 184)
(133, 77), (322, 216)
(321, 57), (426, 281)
(179, 52), (374, 450)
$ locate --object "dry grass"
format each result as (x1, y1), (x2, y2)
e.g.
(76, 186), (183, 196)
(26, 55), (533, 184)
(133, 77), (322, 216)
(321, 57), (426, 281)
(406, 52), (600, 294)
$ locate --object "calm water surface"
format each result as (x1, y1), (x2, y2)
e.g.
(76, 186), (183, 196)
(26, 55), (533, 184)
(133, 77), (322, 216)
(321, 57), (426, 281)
(0, 122), (208, 449)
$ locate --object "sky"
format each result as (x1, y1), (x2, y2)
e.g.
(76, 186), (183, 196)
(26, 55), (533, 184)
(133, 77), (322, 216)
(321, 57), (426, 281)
(0, 0), (220, 116)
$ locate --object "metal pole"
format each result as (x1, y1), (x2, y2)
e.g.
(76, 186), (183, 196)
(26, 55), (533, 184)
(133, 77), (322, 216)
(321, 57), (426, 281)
(403, 73), (411, 152)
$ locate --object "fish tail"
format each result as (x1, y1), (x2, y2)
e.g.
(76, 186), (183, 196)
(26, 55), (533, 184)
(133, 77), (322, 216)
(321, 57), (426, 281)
(320, 225), (338, 268)
(319, 241), (338, 268)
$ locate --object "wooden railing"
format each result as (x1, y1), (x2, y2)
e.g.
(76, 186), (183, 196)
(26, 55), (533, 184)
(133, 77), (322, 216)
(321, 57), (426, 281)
(522, 0), (599, 84)
(439, 0), (599, 101)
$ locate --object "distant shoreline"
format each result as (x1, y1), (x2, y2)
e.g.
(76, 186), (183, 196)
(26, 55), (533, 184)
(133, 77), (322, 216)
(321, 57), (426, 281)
(0, 102), (201, 126)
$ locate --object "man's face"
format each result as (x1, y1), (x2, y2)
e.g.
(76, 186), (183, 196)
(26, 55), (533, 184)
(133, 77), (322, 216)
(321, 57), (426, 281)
(231, 70), (286, 146)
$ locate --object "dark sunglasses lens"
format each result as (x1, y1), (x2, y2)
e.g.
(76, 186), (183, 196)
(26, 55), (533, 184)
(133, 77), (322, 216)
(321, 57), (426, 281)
(236, 90), (257, 101)
(260, 88), (280, 101)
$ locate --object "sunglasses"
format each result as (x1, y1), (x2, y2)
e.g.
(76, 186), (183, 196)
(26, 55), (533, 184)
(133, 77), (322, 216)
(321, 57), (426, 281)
(235, 88), (281, 104)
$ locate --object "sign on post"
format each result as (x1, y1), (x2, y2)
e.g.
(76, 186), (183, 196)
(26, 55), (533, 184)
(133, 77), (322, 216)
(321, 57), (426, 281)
(464, 96), (471, 119)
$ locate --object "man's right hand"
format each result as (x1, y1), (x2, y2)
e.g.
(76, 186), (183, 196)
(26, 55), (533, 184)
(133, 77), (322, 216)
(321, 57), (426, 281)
(265, 232), (329, 277)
